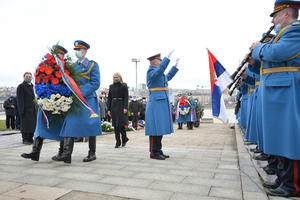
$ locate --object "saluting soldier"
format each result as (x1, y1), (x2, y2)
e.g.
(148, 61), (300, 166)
(145, 52), (179, 160)
(251, 0), (300, 197)
(56, 40), (102, 163)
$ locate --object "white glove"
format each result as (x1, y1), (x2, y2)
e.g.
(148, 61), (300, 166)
(167, 49), (175, 58)
(175, 58), (180, 68)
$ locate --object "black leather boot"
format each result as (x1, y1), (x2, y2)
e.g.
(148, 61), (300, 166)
(56, 137), (74, 163)
(21, 137), (44, 161)
(51, 140), (64, 161)
(83, 136), (96, 162)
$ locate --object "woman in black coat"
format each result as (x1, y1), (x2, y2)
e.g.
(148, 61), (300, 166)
(107, 73), (129, 148)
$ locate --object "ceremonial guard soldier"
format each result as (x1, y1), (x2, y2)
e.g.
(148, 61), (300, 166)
(56, 40), (102, 163)
(145, 52), (179, 160)
(251, 0), (300, 196)
(21, 45), (67, 161)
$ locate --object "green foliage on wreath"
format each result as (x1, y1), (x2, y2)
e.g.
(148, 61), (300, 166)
(195, 98), (204, 121)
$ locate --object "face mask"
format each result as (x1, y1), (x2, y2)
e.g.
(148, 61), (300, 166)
(75, 50), (83, 59)
(113, 78), (120, 83)
(25, 78), (32, 83)
(274, 23), (282, 34)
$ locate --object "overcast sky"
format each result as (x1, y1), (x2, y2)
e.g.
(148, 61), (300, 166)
(0, 0), (275, 89)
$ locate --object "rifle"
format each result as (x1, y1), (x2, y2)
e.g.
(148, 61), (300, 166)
(227, 25), (274, 96)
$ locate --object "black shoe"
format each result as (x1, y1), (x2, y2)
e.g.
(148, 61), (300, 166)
(177, 127), (182, 129)
(263, 166), (276, 175)
(122, 138), (129, 147)
(83, 154), (96, 162)
(263, 181), (280, 189)
(20, 152), (39, 161)
(52, 155), (63, 161)
(115, 145), (120, 148)
(161, 153), (170, 158)
(253, 154), (268, 161)
(267, 187), (298, 197)
(150, 154), (166, 160)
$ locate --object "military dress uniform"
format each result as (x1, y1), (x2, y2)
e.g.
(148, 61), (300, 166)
(21, 45), (67, 162)
(242, 69), (256, 143)
(251, 0), (300, 196)
(145, 54), (178, 160)
(58, 40), (102, 163)
(238, 83), (248, 131)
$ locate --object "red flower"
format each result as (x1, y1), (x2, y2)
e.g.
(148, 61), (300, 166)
(43, 77), (49, 83)
(124, 125), (128, 129)
(55, 71), (62, 78)
(36, 77), (41, 84)
(39, 63), (46, 72)
(45, 67), (53, 75)
(55, 64), (60, 70)
(64, 70), (70, 76)
(51, 78), (59, 85)
(35, 69), (40, 77)
(48, 74), (54, 80)
(40, 73), (46, 78)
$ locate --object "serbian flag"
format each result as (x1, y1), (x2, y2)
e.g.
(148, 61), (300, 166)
(207, 49), (232, 124)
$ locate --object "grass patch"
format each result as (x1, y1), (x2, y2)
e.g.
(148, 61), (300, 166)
(0, 120), (14, 131)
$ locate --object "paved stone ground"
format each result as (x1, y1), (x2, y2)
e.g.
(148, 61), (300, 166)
(0, 123), (290, 200)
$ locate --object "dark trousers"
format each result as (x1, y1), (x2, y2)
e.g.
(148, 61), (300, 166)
(132, 114), (138, 130)
(88, 136), (96, 155)
(15, 114), (20, 130)
(276, 156), (300, 195)
(267, 155), (279, 171)
(22, 132), (34, 143)
(114, 126), (128, 146)
(187, 122), (193, 129)
(6, 115), (15, 129)
(149, 136), (163, 156)
(178, 123), (183, 129)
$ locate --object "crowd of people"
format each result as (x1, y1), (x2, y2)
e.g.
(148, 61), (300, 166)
(16, 39), (180, 164)
(235, 0), (300, 197)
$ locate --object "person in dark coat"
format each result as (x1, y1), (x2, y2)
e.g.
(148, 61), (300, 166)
(98, 95), (106, 121)
(12, 96), (20, 130)
(107, 73), (129, 148)
(129, 96), (141, 130)
(16, 72), (37, 144)
(3, 96), (16, 129)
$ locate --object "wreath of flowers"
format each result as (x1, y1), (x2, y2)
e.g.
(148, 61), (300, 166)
(34, 46), (80, 116)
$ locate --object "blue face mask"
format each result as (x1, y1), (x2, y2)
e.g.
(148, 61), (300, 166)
(274, 23), (282, 34)
(75, 50), (83, 59)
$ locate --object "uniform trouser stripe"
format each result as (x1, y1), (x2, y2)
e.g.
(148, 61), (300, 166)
(293, 160), (299, 195)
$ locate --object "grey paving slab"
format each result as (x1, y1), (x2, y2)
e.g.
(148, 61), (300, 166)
(56, 179), (114, 194)
(209, 186), (242, 200)
(12, 175), (66, 187)
(98, 176), (153, 188)
(214, 173), (240, 181)
(56, 172), (104, 182)
(58, 190), (132, 200)
(106, 186), (172, 200)
(134, 172), (185, 183)
(93, 168), (137, 178)
(0, 181), (23, 194)
(148, 180), (210, 195)
(170, 193), (233, 200)
(243, 191), (269, 200)
(182, 177), (241, 189)
(3, 184), (71, 200)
